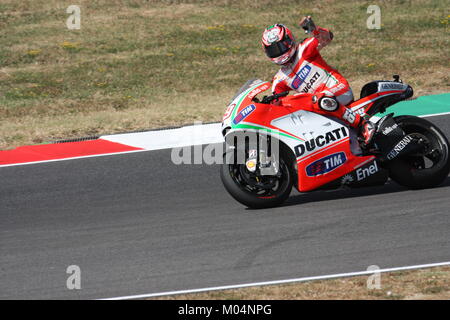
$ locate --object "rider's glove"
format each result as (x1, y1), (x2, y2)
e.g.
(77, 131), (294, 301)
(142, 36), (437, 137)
(300, 16), (316, 34)
(359, 120), (376, 148)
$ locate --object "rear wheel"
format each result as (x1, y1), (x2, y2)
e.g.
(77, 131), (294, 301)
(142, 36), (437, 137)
(387, 116), (450, 189)
(220, 143), (295, 209)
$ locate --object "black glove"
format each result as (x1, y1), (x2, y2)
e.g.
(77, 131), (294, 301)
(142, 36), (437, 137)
(300, 16), (316, 34)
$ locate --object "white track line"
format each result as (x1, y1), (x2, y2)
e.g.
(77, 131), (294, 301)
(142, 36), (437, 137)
(99, 261), (450, 300)
(419, 111), (450, 118)
(101, 122), (223, 151)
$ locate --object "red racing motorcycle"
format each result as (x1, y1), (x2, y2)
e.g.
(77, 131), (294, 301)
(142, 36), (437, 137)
(220, 77), (450, 208)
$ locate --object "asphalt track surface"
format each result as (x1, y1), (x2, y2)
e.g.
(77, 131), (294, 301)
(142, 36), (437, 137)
(1, 115), (449, 299)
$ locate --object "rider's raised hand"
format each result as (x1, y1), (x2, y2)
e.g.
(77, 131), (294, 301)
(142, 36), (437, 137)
(300, 15), (316, 34)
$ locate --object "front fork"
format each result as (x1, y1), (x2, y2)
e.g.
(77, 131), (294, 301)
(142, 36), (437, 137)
(246, 134), (280, 176)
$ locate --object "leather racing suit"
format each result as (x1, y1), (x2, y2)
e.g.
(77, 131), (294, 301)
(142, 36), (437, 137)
(271, 26), (362, 129)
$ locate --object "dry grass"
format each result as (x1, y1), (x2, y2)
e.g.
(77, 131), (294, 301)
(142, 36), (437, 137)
(0, 0), (449, 149)
(0, 88), (234, 146)
(152, 266), (450, 300)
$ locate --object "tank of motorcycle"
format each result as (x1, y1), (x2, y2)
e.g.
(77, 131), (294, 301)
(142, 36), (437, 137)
(222, 80), (376, 192)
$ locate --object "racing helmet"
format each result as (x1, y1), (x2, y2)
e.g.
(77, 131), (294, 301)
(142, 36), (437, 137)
(261, 24), (297, 65)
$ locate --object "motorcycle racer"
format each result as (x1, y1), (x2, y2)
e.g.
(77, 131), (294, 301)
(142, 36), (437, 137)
(261, 17), (375, 147)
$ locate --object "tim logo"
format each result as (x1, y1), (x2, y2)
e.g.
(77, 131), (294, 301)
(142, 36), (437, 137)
(233, 104), (256, 124)
(292, 65), (311, 89)
(306, 152), (347, 177)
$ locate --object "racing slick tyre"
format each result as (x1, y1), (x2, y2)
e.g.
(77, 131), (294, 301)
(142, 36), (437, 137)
(220, 142), (295, 209)
(387, 115), (450, 189)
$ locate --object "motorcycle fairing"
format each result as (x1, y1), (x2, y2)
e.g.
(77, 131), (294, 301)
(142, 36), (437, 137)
(222, 80), (271, 132)
(223, 80), (376, 192)
(269, 108), (373, 191)
(296, 138), (375, 191)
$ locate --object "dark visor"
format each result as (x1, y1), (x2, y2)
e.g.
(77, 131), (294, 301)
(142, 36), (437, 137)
(265, 39), (291, 58)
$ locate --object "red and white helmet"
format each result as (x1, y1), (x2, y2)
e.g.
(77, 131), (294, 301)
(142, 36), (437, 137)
(261, 24), (296, 65)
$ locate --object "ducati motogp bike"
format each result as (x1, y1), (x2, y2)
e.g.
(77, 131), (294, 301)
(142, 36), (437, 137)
(220, 76), (450, 208)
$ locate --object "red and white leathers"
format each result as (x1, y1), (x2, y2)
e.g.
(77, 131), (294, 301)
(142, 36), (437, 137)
(271, 27), (363, 129)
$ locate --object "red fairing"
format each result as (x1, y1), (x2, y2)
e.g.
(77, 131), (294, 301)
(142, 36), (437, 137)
(231, 88), (375, 192)
(279, 94), (375, 191)
(281, 94), (363, 129)
(297, 141), (375, 192)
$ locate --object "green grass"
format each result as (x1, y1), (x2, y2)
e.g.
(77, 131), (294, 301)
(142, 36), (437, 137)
(0, 0), (449, 148)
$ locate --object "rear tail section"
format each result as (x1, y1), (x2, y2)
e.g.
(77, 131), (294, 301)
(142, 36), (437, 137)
(349, 75), (413, 116)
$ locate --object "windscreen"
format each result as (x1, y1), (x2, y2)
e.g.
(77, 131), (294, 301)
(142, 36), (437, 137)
(229, 79), (264, 104)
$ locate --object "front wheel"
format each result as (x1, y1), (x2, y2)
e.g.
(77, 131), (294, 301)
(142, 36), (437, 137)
(220, 148), (295, 209)
(387, 115), (450, 189)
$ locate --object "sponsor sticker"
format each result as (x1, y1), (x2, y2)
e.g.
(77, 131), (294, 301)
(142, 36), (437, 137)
(356, 161), (379, 181)
(342, 109), (357, 124)
(223, 103), (236, 121)
(233, 104), (256, 125)
(386, 135), (414, 160)
(292, 65), (311, 89)
(246, 159), (257, 172)
(248, 83), (270, 100)
(306, 152), (347, 177)
(354, 108), (366, 116)
(379, 82), (406, 90)
(381, 123), (399, 135)
(300, 72), (320, 93)
(329, 83), (347, 95)
(294, 127), (348, 157)
(341, 174), (355, 185)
